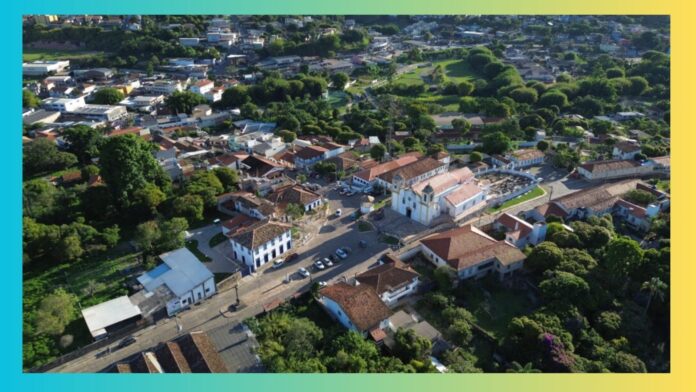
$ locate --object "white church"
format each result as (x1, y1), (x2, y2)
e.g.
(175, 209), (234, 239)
(391, 167), (487, 226)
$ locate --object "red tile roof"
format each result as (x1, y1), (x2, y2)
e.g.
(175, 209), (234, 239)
(320, 282), (392, 331)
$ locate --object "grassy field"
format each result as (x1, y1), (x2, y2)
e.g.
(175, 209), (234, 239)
(23, 48), (106, 62)
(185, 240), (212, 263)
(487, 186), (546, 213)
(327, 91), (349, 108)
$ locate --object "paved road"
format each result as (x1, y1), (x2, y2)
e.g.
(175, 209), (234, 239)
(50, 186), (388, 373)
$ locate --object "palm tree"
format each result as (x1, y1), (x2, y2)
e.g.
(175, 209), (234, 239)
(641, 277), (667, 317)
(506, 361), (541, 373)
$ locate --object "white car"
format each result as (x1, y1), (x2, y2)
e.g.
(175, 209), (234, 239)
(298, 267), (310, 278)
(314, 260), (325, 270)
(323, 257), (333, 267)
(335, 209), (342, 217)
(318, 281), (328, 288)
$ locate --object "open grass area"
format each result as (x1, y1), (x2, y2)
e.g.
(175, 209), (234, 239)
(327, 90), (349, 109)
(185, 240), (212, 263)
(208, 232), (228, 248)
(23, 48), (106, 62)
(373, 196), (391, 210)
(487, 186), (545, 213)
(357, 221), (374, 232)
(393, 59), (479, 87)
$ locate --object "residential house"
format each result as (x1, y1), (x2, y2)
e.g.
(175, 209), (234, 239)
(206, 152), (249, 171)
(318, 282), (392, 337)
(612, 142), (642, 160)
(391, 168), (487, 226)
(189, 79), (215, 96)
(241, 155), (286, 194)
(294, 145), (329, 170)
(493, 212), (547, 248)
(227, 219), (292, 272)
(136, 248), (216, 316)
(491, 148), (545, 169)
(228, 192), (277, 220)
(266, 185), (323, 215)
(576, 159), (653, 181)
(420, 224), (526, 280)
(355, 254), (420, 306)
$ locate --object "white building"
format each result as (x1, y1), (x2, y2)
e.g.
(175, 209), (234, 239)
(612, 142), (642, 160)
(81, 296), (142, 340)
(227, 219), (292, 272)
(42, 96), (86, 112)
(23, 60), (70, 76)
(392, 167), (486, 226)
(148, 80), (185, 95)
(136, 248), (216, 316)
(319, 282), (392, 336)
(179, 37), (201, 47)
(189, 79), (215, 96)
(355, 254), (420, 306)
(72, 104), (128, 121)
(493, 213), (547, 248)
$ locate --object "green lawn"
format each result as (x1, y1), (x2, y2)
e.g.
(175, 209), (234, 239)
(185, 240), (212, 263)
(373, 196), (391, 210)
(327, 91), (349, 108)
(23, 48), (106, 62)
(208, 232), (227, 248)
(487, 186), (546, 213)
(357, 221), (373, 232)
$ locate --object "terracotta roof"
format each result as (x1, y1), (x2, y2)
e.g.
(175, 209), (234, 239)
(579, 159), (640, 174)
(242, 155), (283, 177)
(496, 213), (533, 239)
(114, 363), (132, 373)
(208, 153), (246, 167)
(234, 192), (276, 216)
(355, 255), (419, 296)
(227, 219), (291, 250)
(175, 331), (228, 373)
(154, 342), (192, 373)
(553, 179), (640, 213)
(353, 155), (420, 182)
(61, 171), (82, 183)
(534, 202), (569, 219)
(267, 185), (321, 208)
(194, 79), (214, 87)
(320, 282), (392, 331)
(443, 182), (484, 206)
(222, 214), (258, 235)
(615, 198), (647, 218)
(411, 167), (475, 196)
(369, 328), (387, 342)
(378, 157), (445, 184)
(295, 145), (328, 160)
(273, 150), (296, 164)
(421, 225), (525, 271)
(614, 141), (641, 153)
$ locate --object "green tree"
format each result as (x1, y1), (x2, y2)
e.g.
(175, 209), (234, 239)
(393, 328), (432, 363)
(23, 89), (41, 108)
(539, 90), (569, 108)
(433, 265), (456, 292)
(92, 87), (125, 105)
(330, 72), (349, 90)
(277, 129), (297, 143)
(604, 237), (643, 280)
(132, 182), (165, 216)
(82, 279), (105, 298)
(482, 131), (512, 154)
(212, 167), (239, 192)
(135, 220), (161, 253)
(34, 288), (77, 336)
(469, 151), (483, 163)
(23, 179), (58, 220)
(539, 271), (590, 303)
(219, 86), (251, 108)
(641, 277), (667, 316)
(526, 241), (565, 273)
(23, 139), (78, 177)
(62, 125), (104, 164)
(537, 140), (549, 152)
(165, 90), (207, 114)
(506, 361), (541, 373)
(509, 87), (539, 104)
(369, 144), (387, 161)
(99, 134), (170, 209)
(285, 203), (305, 220)
(57, 234), (84, 262)
(457, 80), (475, 96)
(172, 194), (205, 223)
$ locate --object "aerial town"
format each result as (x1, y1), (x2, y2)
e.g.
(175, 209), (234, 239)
(22, 15), (670, 373)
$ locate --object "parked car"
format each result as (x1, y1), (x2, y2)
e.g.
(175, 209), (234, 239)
(328, 254), (337, 263)
(323, 257), (333, 267)
(298, 267), (310, 278)
(335, 248), (348, 259)
(118, 336), (137, 348)
(335, 209), (342, 217)
(272, 258), (285, 269)
(317, 281), (328, 288)
(286, 253), (299, 263)
(314, 260), (325, 270)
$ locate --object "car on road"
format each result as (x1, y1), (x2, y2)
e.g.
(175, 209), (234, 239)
(317, 281), (328, 288)
(335, 209), (342, 217)
(272, 258), (285, 269)
(285, 253), (299, 263)
(323, 257), (334, 267)
(314, 260), (325, 270)
(118, 336), (137, 348)
(335, 248), (348, 259)
(298, 267), (310, 278)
